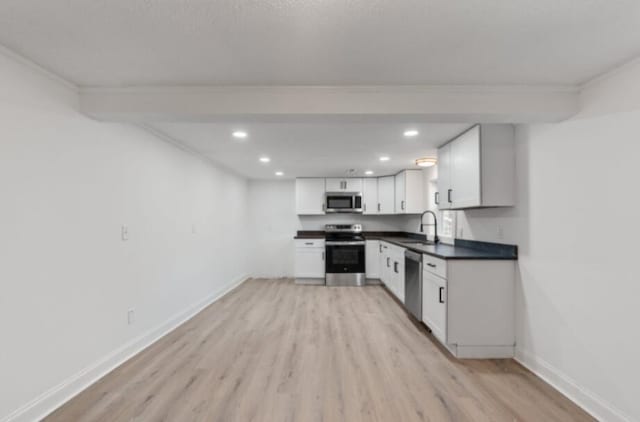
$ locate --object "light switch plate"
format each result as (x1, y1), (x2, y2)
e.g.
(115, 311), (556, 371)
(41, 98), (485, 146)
(121, 225), (129, 241)
(127, 308), (135, 325)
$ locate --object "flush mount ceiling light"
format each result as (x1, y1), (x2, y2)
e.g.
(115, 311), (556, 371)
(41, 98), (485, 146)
(365, 170), (374, 175)
(259, 156), (270, 163)
(232, 130), (248, 139)
(379, 156), (390, 162)
(415, 157), (437, 167)
(403, 129), (419, 138)
(275, 171), (284, 176)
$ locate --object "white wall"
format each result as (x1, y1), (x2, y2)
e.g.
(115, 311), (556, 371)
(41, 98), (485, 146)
(248, 180), (300, 278)
(0, 50), (250, 421)
(452, 64), (640, 421)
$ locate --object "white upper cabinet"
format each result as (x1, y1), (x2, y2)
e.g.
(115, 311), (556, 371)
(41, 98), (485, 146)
(451, 126), (481, 208)
(362, 178), (378, 214)
(325, 178), (363, 192)
(395, 170), (424, 214)
(377, 175), (395, 214)
(437, 144), (452, 210)
(295, 178), (326, 215)
(437, 124), (515, 210)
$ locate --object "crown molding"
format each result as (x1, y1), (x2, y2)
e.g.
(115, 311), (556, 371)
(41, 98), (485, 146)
(0, 43), (77, 92)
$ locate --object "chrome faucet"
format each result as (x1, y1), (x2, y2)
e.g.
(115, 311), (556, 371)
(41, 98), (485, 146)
(419, 210), (439, 244)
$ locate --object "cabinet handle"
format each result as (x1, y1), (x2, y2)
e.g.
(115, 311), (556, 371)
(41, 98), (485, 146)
(435, 192), (440, 205)
(305, 242), (314, 245)
(401, 200), (405, 210)
(386, 257), (390, 267)
(439, 287), (445, 304)
(322, 203), (326, 211)
(447, 189), (453, 203)
(364, 203), (366, 212)
(394, 262), (398, 273)
(427, 263), (436, 268)
(322, 252), (325, 260)
(377, 203), (381, 212)
(379, 244), (382, 253)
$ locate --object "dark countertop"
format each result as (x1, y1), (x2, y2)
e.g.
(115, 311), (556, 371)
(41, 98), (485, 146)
(295, 231), (517, 260)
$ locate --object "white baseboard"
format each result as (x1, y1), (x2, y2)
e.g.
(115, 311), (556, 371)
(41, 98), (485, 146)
(2, 274), (250, 422)
(515, 348), (633, 422)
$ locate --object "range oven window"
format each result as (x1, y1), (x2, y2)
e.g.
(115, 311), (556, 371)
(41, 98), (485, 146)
(325, 244), (365, 273)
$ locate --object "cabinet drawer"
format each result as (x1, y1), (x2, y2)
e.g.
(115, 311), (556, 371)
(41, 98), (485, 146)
(423, 255), (447, 279)
(295, 239), (325, 248)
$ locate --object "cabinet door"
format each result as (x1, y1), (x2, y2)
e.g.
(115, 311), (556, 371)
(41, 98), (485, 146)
(392, 252), (405, 302)
(365, 241), (380, 278)
(422, 271), (447, 344)
(380, 244), (391, 285)
(437, 144), (452, 210)
(395, 171), (406, 213)
(403, 170), (425, 214)
(295, 178), (326, 215)
(378, 176), (395, 214)
(362, 178), (378, 214)
(325, 178), (343, 191)
(451, 125), (481, 208)
(294, 248), (325, 278)
(325, 178), (362, 192)
(345, 178), (363, 192)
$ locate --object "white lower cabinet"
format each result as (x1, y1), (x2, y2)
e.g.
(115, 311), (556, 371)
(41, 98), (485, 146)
(379, 242), (392, 286)
(390, 246), (405, 302)
(422, 257), (515, 359)
(422, 270), (447, 345)
(294, 239), (325, 282)
(379, 241), (405, 302)
(365, 240), (380, 279)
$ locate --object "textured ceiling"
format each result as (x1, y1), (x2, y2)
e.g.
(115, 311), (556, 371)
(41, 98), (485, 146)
(0, 0), (639, 86)
(149, 121), (472, 179)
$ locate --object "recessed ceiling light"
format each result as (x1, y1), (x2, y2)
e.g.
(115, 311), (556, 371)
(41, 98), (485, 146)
(259, 156), (270, 163)
(365, 170), (374, 175)
(232, 131), (248, 139)
(415, 157), (437, 167)
(404, 129), (419, 137)
(379, 156), (390, 162)
(275, 171), (284, 176)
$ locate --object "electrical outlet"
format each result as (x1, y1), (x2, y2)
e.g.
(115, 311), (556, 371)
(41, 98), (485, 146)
(127, 308), (135, 325)
(497, 225), (504, 240)
(121, 225), (129, 241)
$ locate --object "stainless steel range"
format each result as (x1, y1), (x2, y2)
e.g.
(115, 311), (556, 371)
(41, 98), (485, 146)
(325, 224), (366, 286)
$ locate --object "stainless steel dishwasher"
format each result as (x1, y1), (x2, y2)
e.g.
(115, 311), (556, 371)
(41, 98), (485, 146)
(404, 250), (422, 320)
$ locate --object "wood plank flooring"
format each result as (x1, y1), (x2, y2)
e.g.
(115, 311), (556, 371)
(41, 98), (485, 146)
(45, 278), (594, 422)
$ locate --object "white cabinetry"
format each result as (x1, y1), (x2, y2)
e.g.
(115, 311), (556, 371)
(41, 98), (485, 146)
(377, 176), (395, 214)
(422, 268), (447, 344)
(365, 240), (380, 279)
(294, 239), (325, 283)
(422, 257), (515, 358)
(379, 242), (392, 286)
(295, 178), (326, 215)
(395, 170), (424, 214)
(437, 124), (515, 210)
(379, 241), (405, 302)
(325, 178), (363, 192)
(362, 178), (378, 215)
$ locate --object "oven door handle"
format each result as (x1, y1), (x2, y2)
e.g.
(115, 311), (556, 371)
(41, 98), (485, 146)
(325, 241), (366, 246)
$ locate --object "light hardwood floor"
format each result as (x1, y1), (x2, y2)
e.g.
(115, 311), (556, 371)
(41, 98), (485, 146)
(45, 278), (594, 422)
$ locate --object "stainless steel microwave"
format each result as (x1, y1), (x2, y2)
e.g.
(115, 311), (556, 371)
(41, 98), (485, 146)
(325, 192), (363, 213)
